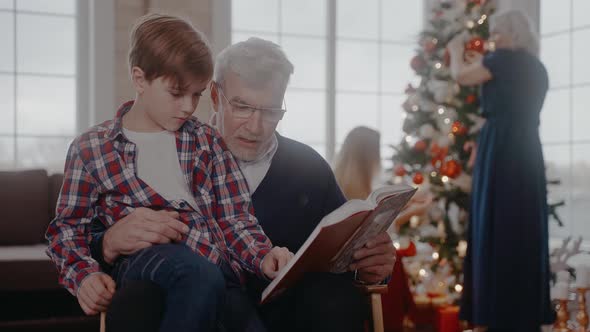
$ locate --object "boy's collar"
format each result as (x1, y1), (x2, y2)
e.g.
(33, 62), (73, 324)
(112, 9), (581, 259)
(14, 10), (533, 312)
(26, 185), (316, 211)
(104, 101), (134, 140)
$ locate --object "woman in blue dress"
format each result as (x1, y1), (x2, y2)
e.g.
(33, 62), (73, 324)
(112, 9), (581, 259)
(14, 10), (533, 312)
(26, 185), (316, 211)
(447, 10), (554, 332)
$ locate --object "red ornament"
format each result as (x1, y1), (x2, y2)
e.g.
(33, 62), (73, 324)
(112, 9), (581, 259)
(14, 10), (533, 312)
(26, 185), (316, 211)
(397, 241), (417, 257)
(430, 143), (449, 158)
(410, 55), (426, 72)
(430, 143), (449, 168)
(414, 140), (428, 152)
(394, 165), (407, 177)
(452, 121), (468, 136)
(465, 37), (486, 54)
(431, 156), (444, 169)
(465, 94), (477, 104)
(442, 160), (462, 178)
(413, 172), (424, 185)
(469, 0), (484, 5)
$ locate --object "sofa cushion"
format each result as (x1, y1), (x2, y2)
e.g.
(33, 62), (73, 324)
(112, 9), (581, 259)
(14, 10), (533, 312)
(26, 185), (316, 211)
(0, 169), (49, 245)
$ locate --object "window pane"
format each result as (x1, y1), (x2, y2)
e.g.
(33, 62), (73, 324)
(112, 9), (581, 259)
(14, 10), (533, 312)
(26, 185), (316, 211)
(544, 145), (572, 239)
(280, 89), (326, 144)
(232, 0), (278, 33)
(573, 0), (590, 28)
(381, 0), (422, 42)
(0, 74), (14, 135)
(282, 36), (325, 90)
(337, 0), (379, 40)
(573, 28), (590, 85)
(336, 93), (378, 144)
(16, 137), (72, 173)
(0, 137), (15, 169)
(381, 44), (419, 93)
(336, 41), (378, 92)
(17, 0), (75, 15)
(573, 86), (590, 141)
(282, 0), (326, 37)
(17, 14), (76, 75)
(380, 95), (405, 146)
(540, 89), (570, 144)
(541, 0), (570, 35)
(17, 76), (76, 136)
(572, 144), (590, 238)
(541, 35), (570, 88)
(232, 32), (279, 45)
(0, 12), (14, 72)
(0, 0), (13, 9)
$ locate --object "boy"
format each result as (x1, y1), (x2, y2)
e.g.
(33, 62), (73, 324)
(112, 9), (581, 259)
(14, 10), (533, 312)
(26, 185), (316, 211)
(45, 14), (291, 331)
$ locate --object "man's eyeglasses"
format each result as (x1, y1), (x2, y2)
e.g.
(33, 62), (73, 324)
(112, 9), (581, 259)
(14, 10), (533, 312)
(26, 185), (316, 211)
(217, 86), (286, 123)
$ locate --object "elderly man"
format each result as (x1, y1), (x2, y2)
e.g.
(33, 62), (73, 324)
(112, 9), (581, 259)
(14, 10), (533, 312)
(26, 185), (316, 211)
(91, 38), (396, 332)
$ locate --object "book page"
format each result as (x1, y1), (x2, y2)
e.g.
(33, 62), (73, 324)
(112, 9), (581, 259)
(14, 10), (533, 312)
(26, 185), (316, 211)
(328, 187), (416, 273)
(367, 184), (412, 205)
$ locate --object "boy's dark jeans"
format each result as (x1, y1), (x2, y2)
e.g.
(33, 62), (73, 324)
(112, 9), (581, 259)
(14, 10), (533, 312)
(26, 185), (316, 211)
(109, 243), (265, 332)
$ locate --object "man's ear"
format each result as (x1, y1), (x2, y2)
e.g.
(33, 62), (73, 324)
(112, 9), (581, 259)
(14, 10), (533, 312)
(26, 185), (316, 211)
(131, 66), (147, 94)
(210, 81), (219, 113)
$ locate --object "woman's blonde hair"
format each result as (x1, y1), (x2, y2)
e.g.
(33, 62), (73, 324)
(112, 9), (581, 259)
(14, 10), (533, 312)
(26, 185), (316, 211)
(490, 10), (539, 56)
(333, 127), (381, 200)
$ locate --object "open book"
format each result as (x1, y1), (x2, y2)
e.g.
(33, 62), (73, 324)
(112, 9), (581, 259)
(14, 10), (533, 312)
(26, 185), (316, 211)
(261, 184), (417, 304)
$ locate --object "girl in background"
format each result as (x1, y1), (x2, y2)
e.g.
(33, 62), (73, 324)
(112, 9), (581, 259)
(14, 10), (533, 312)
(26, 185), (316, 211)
(334, 126), (381, 200)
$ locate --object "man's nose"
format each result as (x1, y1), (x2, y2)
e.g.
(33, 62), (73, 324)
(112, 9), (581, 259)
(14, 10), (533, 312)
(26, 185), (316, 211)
(244, 110), (264, 134)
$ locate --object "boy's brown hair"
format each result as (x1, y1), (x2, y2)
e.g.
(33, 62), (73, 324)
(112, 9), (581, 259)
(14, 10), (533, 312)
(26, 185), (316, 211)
(128, 13), (213, 88)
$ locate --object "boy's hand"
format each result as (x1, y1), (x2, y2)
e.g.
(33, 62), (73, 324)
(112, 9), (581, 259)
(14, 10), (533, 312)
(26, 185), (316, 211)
(261, 247), (294, 279)
(103, 208), (190, 264)
(349, 232), (396, 284)
(78, 273), (116, 315)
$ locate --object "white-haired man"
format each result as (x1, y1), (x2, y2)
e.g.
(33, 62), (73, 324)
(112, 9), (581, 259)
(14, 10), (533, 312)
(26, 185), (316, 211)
(90, 38), (396, 332)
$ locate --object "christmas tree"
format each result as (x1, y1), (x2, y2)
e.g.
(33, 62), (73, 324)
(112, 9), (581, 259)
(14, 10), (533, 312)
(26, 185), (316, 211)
(391, 0), (495, 303)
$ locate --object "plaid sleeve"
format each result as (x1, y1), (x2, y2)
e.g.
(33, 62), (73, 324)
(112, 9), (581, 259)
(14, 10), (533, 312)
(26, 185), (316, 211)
(45, 141), (101, 296)
(209, 136), (272, 278)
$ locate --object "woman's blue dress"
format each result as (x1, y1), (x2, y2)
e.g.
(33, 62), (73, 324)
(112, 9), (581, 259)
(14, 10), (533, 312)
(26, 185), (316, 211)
(459, 49), (555, 329)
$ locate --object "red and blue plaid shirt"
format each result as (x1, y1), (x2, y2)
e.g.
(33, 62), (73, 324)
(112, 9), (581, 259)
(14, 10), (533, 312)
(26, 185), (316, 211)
(46, 101), (272, 295)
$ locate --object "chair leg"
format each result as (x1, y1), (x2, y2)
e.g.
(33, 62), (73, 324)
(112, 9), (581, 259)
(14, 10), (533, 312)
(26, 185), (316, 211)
(100, 311), (106, 332)
(370, 293), (384, 332)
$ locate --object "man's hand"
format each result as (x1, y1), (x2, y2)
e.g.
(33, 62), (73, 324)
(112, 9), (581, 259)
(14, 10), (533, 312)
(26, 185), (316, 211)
(349, 232), (396, 284)
(103, 208), (190, 264)
(261, 247), (294, 279)
(77, 273), (116, 315)
(447, 31), (469, 55)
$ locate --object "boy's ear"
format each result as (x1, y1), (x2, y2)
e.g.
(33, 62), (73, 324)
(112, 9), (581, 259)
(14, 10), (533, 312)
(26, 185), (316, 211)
(210, 81), (219, 113)
(131, 66), (147, 94)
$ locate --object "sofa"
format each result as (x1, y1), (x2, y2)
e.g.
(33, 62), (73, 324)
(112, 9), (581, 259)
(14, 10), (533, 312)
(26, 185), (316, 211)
(0, 169), (98, 331)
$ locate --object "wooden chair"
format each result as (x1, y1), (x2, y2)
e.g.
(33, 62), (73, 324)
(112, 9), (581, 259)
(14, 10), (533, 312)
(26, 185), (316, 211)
(100, 312), (105, 332)
(360, 284), (388, 332)
(99, 285), (388, 332)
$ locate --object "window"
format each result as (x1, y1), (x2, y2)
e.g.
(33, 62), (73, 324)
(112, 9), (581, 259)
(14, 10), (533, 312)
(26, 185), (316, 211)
(541, 0), (590, 240)
(0, 0), (79, 173)
(231, 0), (423, 162)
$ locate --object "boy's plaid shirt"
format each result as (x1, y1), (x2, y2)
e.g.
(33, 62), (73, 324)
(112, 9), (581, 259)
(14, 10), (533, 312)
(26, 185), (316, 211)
(46, 101), (272, 295)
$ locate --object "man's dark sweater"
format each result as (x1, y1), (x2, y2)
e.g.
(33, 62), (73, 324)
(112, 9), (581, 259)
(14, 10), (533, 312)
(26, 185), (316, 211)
(252, 134), (346, 253)
(246, 134), (366, 332)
